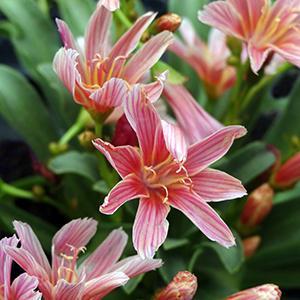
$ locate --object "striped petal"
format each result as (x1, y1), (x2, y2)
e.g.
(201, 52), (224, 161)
(89, 78), (129, 112)
(169, 187), (235, 248)
(56, 19), (78, 50)
(79, 228), (127, 280)
(133, 197), (170, 258)
(100, 174), (148, 215)
(54, 280), (85, 300)
(93, 139), (141, 178)
(82, 272), (129, 299)
(185, 126), (247, 175)
(109, 12), (156, 59)
(110, 255), (162, 278)
(84, 3), (112, 60)
(163, 84), (223, 144)
(99, 0), (120, 11)
(124, 31), (173, 84)
(191, 168), (247, 202)
(13, 221), (51, 276)
(143, 71), (168, 103)
(248, 43), (270, 74)
(10, 273), (41, 300)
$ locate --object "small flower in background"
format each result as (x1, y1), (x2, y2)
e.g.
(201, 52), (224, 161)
(53, 0), (173, 121)
(273, 152), (300, 188)
(94, 86), (247, 258)
(0, 236), (42, 300)
(154, 271), (198, 300)
(226, 284), (282, 300)
(169, 19), (236, 99)
(242, 235), (261, 258)
(199, 0), (300, 74)
(240, 183), (274, 227)
(5, 218), (161, 299)
(163, 84), (224, 145)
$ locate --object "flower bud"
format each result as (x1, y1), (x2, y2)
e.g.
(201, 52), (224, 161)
(242, 235), (261, 258)
(226, 36), (242, 57)
(155, 271), (197, 300)
(240, 183), (273, 227)
(273, 152), (300, 188)
(154, 13), (182, 33)
(32, 185), (45, 199)
(49, 142), (68, 155)
(78, 130), (97, 150)
(226, 284), (282, 300)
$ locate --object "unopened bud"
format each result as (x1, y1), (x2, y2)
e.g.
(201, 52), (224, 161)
(226, 284), (282, 300)
(227, 56), (240, 66)
(155, 271), (197, 300)
(49, 142), (68, 155)
(273, 152), (300, 188)
(154, 13), (182, 33)
(242, 235), (261, 258)
(78, 130), (97, 150)
(32, 185), (45, 199)
(240, 183), (273, 227)
(226, 36), (242, 57)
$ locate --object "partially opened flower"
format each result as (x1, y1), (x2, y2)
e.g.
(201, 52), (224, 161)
(5, 218), (161, 300)
(93, 86), (247, 258)
(53, 1), (173, 120)
(0, 235), (41, 300)
(169, 19), (235, 98)
(226, 284), (282, 300)
(199, 0), (300, 73)
(163, 84), (223, 145)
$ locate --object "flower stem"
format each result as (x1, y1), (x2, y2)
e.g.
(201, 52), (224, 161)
(114, 9), (132, 29)
(0, 180), (34, 200)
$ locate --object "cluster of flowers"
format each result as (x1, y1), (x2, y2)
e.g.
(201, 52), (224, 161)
(3, 0), (300, 298)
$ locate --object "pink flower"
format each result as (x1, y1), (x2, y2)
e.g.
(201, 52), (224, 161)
(93, 86), (247, 258)
(163, 84), (224, 145)
(53, 1), (173, 119)
(98, 0), (119, 11)
(226, 284), (282, 300)
(169, 19), (235, 98)
(5, 218), (161, 300)
(0, 236), (41, 300)
(155, 271), (198, 300)
(199, 0), (300, 74)
(274, 152), (300, 188)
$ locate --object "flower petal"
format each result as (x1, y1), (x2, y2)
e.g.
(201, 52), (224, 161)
(163, 84), (223, 144)
(93, 138), (141, 178)
(133, 197), (170, 258)
(248, 43), (270, 74)
(54, 279), (85, 300)
(10, 273), (41, 300)
(56, 18), (78, 50)
(124, 31), (173, 84)
(110, 255), (162, 278)
(161, 120), (187, 163)
(169, 188), (235, 248)
(100, 174), (148, 215)
(84, 3), (112, 60)
(124, 86), (169, 165)
(13, 221), (51, 276)
(109, 12), (156, 59)
(191, 168), (247, 202)
(185, 126), (247, 175)
(143, 71), (168, 103)
(82, 272), (129, 299)
(89, 78), (129, 112)
(99, 0), (120, 11)
(79, 228), (128, 280)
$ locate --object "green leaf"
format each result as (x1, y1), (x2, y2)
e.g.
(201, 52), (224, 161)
(93, 180), (109, 194)
(56, 0), (95, 36)
(217, 142), (275, 184)
(48, 151), (99, 182)
(202, 233), (244, 274)
(0, 65), (58, 161)
(273, 182), (300, 205)
(123, 274), (144, 295)
(163, 238), (189, 251)
(266, 76), (300, 159)
(152, 61), (187, 85)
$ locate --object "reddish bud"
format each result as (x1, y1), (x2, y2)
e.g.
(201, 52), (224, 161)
(240, 183), (273, 227)
(154, 13), (182, 33)
(226, 284), (282, 300)
(274, 152), (300, 188)
(242, 235), (261, 258)
(111, 114), (138, 147)
(155, 271), (198, 300)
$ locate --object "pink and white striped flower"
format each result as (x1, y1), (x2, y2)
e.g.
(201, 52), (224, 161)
(169, 19), (235, 98)
(5, 218), (161, 300)
(226, 284), (282, 300)
(198, 0), (300, 74)
(53, 1), (173, 120)
(0, 235), (41, 300)
(93, 86), (247, 258)
(163, 84), (223, 145)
